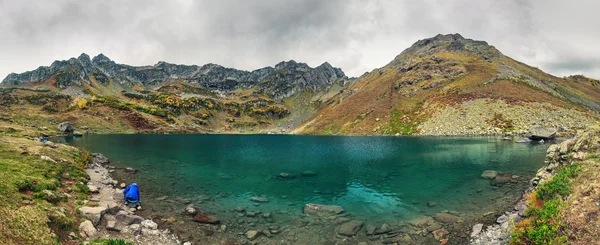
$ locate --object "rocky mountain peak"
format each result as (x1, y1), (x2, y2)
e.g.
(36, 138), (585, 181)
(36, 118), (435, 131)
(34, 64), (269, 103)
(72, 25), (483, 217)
(398, 33), (500, 60)
(92, 53), (112, 64)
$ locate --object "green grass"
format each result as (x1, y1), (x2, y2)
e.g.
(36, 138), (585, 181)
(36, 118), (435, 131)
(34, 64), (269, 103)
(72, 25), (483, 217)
(87, 238), (135, 245)
(511, 164), (579, 245)
(0, 137), (91, 244)
(380, 109), (423, 135)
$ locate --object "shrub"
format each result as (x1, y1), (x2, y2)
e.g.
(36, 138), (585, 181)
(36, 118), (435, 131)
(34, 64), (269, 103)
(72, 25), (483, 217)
(88, 238), (135, 245)
(537, 164), (579, 200)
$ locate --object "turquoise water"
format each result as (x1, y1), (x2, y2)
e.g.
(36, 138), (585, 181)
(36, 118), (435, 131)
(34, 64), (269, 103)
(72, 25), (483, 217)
(64, 134), (547, 223)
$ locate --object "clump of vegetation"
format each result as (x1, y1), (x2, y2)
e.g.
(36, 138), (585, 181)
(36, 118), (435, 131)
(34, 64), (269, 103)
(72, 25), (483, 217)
(250, 105), (290, 118)
(486, 113), (514, 132)
(72, 97), (88, 109)
(88, 238), (134, 245)
(380, 109), (424, 135)
(511, 164), (579, 244)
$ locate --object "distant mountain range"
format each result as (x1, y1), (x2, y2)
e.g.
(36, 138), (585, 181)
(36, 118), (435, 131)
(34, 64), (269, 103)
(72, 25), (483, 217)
(1, 34), (599, 135)
(1, 53), (349, 100)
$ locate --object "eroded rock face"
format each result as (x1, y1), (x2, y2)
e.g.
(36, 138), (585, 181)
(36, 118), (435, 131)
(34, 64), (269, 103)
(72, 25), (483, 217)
(303, 203), (345, 217)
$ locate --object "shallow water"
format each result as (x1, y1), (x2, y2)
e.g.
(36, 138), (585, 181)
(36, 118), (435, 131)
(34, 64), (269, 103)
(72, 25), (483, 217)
(64, 135), (546, 221)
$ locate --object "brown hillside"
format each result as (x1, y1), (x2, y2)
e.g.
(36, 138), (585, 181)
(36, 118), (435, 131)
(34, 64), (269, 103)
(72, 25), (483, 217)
(297, 34), (599, 135)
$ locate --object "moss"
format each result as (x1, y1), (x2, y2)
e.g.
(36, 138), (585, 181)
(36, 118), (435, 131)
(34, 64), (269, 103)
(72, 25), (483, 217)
(88, 238), (134, 245)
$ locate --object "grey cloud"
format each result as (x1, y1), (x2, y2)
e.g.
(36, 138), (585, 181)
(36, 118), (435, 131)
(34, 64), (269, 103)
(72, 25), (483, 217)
(0, 0), (598, 80)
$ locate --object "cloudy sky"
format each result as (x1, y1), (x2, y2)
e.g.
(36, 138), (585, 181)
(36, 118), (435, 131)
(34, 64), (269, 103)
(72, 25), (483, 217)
(1, 0), (598, 80)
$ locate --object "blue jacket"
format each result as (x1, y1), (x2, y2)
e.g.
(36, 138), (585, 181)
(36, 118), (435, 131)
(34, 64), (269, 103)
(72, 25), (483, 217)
(123, 184), (140, 202)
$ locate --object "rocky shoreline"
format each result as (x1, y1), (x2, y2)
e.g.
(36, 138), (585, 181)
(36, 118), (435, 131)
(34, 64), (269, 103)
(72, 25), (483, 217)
(470, 130), (593, 244)
(78, 153), (184, 245)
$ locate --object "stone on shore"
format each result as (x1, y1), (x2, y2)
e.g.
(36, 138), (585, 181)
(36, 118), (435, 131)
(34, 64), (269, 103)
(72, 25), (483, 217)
(79, 220), (97, 238)
(88, 185), (99, 193)
(338, 220), (363, 236)
(58, 121), (74, 133)
(303, 203), (345, 217)
(471, 223), (483, 237)
(480, 170), (498, 180)
(73, 131), (83, 137)
(92, 153), (110, 165)
(79, 206), (107, 226)
(193, 214), (220, 224)
(185, 206), (197, 215)
(141, 219), (158, 230)
(528, 125), (557, 141)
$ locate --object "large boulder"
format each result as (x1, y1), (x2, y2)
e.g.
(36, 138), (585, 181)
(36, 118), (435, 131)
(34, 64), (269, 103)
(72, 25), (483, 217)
(79, 206), (107, 226)
(79, 220), (97, 238)
(58, 122), (75, 133)
(304, 203), (345, 217)
(92, 153), (110, 165)
(528, 125), (557, 141)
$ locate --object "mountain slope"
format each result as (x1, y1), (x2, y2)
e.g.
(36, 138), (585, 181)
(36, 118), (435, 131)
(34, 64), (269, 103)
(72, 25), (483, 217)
(296, 34), (600, 135)
(0, 55), (350, 134)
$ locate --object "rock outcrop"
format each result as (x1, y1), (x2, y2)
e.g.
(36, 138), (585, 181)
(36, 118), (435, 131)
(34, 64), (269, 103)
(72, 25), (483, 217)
(1, 54), (349, 99)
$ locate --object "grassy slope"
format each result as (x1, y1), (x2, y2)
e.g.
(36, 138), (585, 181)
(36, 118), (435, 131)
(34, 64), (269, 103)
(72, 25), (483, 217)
(0, 133), (91, 244)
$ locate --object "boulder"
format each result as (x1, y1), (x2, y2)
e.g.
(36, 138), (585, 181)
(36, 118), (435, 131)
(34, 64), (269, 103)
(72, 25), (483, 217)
(491, 173), (513, 186)
(529, 125), (557, 141)
(496, 214), (509, 224)
(303, 203), (344, 217)
(41, 155), (56, 163)
(73, 131), (83, 137)
(79, 220), (97, 238)
(141, 219), (158, 230)
(79, 206), (107, 226)
(245, 230), (260, 240)
(92, 153), (110, 165)
(470, 223), (483, 237)
(88, 185), (99, 193)
(374, 223), (392, 235)
(427, 201), (438, 207)
(58, 122), (74, 133)
(432, 228), (449, 240)
(185, 206), (197, 215)
(338, 220), (364, 236)
(124, 167), (137, 173)
(435, 213), (459, 223)
(193, 214), (220, 224)
(480, 170), (498, 180)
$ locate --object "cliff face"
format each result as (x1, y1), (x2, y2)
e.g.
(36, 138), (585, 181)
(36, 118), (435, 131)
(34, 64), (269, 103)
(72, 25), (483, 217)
(1, 54), (348, 100)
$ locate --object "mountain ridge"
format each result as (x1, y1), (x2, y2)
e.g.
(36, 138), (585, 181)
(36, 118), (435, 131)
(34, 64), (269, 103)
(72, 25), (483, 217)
(1, 53), (349, 100)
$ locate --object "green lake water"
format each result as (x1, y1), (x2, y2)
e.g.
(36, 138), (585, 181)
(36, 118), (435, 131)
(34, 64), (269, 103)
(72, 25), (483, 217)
(64, 134), (547, 224)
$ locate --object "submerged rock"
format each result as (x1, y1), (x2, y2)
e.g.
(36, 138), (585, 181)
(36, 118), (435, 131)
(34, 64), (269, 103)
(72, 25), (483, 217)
(303, 203), (344, 217)
(338, 220), (364, 236)
(435, 213), (459, 224)
(193, 214), (220, 224)
(301, 171), (317, 177)
(250, 196), (269, 203)
(277, 172), (295, 179)
(427, 201), (438, 207)
(432, 228), (449, 240)
(491, 173), (513, 186)
(480, 170), (498, 180)
(245, 230), (260, 240)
